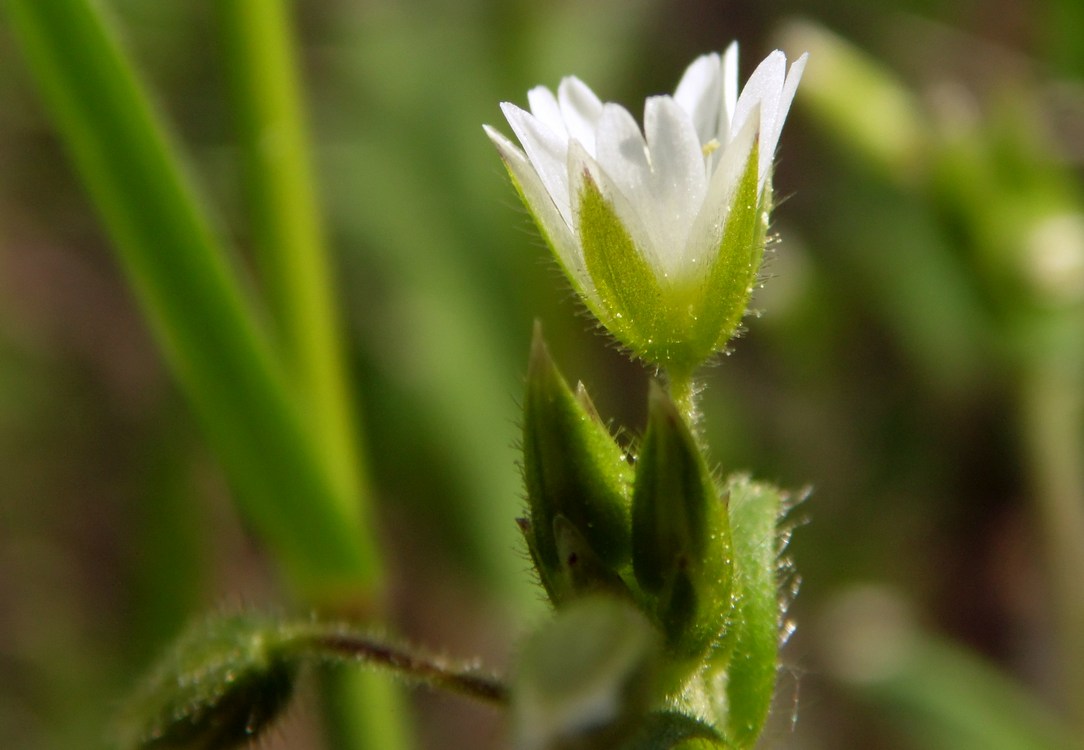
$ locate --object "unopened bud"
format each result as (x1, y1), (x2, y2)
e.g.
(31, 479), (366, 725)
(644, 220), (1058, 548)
(632, 383), (733, 659)
(522, 323), (633, 603)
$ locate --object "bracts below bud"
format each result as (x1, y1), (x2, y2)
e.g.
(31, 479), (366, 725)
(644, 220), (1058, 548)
(521, 323), (634, 604)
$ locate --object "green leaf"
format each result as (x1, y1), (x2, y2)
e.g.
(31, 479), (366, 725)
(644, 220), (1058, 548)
(883, 639), (1078, 750)
(777, 20), (929, 179)
(722, 476), (784, 749)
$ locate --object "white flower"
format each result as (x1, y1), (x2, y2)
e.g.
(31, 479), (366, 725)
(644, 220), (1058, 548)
(486, 45), (807, 372)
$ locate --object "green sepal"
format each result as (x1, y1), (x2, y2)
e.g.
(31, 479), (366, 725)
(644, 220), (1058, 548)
(518, 516), (562, 603)
(574, 143), (767, 375)
(511, 596), (663, 750)
(117, 613), (304, 750)
(576, 167), (665, 357)
(522, 323), (634, 603)
(631, 383), (733, 660)
(692, 142), (766, 358)
(719, 476), (785, 749)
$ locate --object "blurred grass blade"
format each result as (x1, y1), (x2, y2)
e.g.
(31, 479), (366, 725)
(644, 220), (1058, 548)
(4, 0), (379, 600)
(827, 588), (1076, 750)
(779, 19), (928, 180)
(216, 0), (366, 518)
(214, 4), (412, 749)
(883, 638), (1077, 750)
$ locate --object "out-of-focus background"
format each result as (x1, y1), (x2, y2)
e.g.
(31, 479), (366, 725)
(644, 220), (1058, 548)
(2, 0), (1083, 748)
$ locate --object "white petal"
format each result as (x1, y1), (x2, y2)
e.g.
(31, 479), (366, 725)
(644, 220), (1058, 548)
(644, 96), (708, 275)
(673, 53), (721, 145)
(731, 51), (785, 193)
(594, 103), (654, 245)
(683, 108), (759, 278)
(485, 124), (592, 298)
(568, 139), (661, 275)
(731, 52), (783, 138)
(501, 102), (573, 227)
(527, 86), (567, 137)
(757, 53), (808, 188)
(558, 76), (604, 156)
(719, 42), (739, 144)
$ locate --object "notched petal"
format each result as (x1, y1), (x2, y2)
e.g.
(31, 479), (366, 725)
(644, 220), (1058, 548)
(719, 42), (740, 143)
(731, 51), (787, 191)
(673, 53), (722, 144)
(757, 53), (809, 191)
(527, 86), (566, 137)
(558, 76), (604, 155)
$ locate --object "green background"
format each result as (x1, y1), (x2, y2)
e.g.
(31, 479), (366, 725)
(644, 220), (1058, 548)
(1, 0), (1081, 748)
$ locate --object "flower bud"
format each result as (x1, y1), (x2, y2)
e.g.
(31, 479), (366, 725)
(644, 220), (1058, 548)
(118, 613), (302, 750)
(521, 323), (633, 603)
(631, 383), (733, 659)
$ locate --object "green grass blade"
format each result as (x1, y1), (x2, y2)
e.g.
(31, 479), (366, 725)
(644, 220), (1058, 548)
(215, 0), (368, 520)
(214, 3), (411, 748)
(4, 0), (379, 601)
(881, 637), (1076, 750)
(828, 589), (1076, 750)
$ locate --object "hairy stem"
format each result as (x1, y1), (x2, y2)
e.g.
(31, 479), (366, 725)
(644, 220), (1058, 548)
(311, 632), (509, 705)
(665, 368), (701, 428)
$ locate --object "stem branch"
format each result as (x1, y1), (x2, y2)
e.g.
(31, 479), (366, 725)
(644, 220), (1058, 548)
(312, 633), (509, 705)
